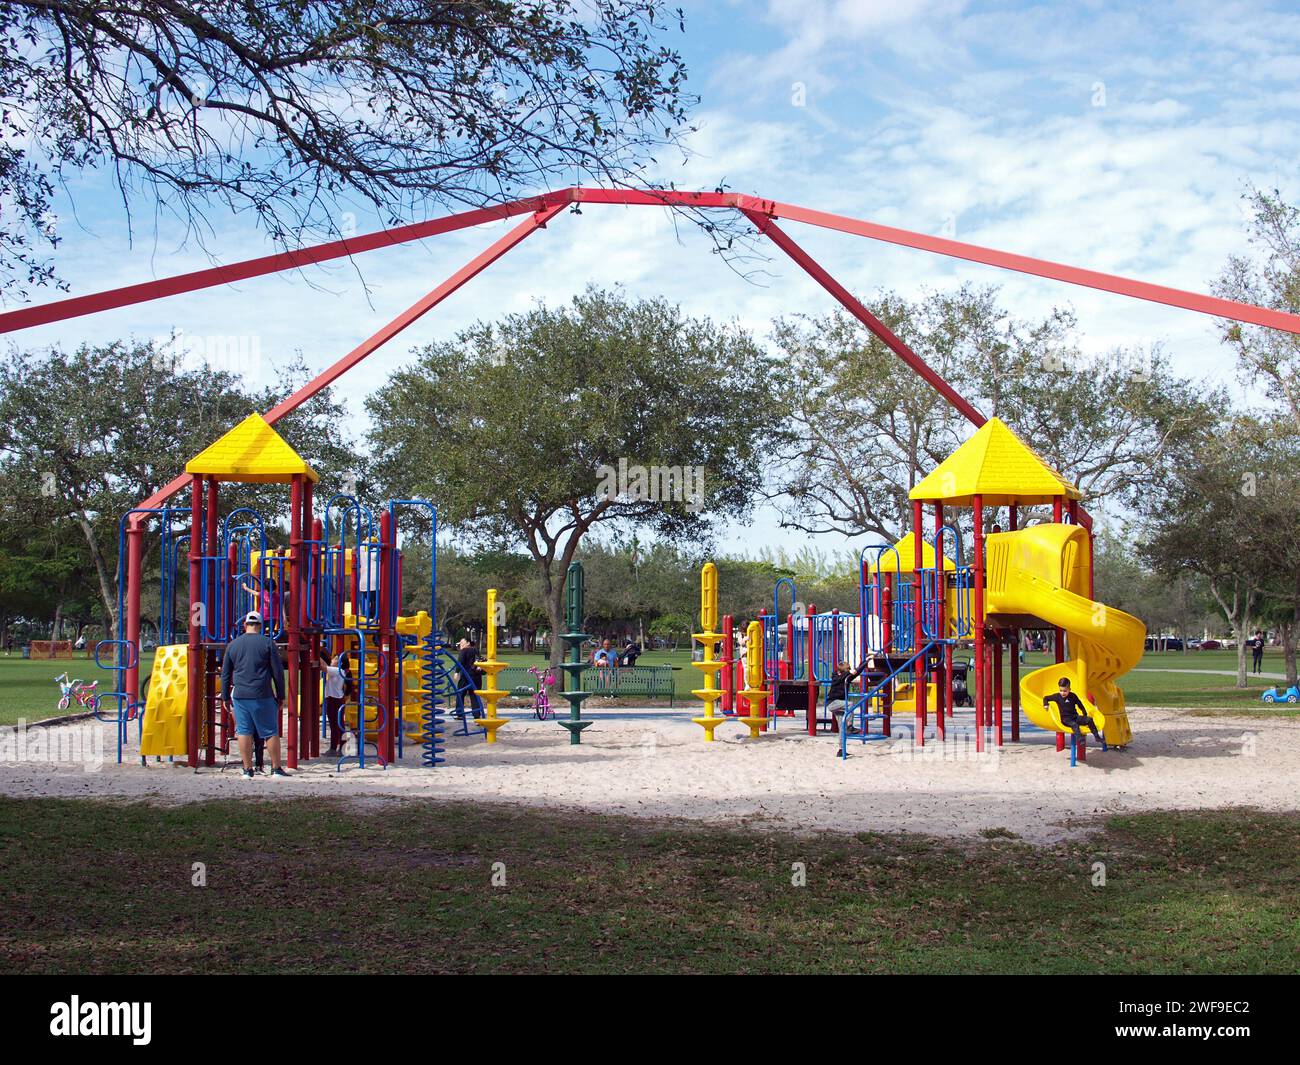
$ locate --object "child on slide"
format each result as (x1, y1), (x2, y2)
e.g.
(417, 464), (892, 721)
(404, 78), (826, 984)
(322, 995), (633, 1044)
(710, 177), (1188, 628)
(1043, 677), (1102, 745)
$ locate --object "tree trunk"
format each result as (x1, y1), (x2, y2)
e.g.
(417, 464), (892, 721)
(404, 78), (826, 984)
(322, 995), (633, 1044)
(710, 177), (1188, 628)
(1280, 623), (1297, 690)
(76, 514), (118, 632)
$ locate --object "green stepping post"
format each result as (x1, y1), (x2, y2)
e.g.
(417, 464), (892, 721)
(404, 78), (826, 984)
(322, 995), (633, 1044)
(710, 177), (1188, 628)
(556, 561), (594, 744)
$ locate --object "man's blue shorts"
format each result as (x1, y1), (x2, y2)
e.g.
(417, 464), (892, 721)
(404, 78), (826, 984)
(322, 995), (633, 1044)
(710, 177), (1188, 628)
(232, 696), (280, 739)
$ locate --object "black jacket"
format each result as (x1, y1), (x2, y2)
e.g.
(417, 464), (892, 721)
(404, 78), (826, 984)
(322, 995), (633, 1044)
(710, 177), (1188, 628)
(458, 645), (483, 686)
(1044, 691), (1088, 724)
(827, 662), (866, 703)
(221, 633), (285, 702)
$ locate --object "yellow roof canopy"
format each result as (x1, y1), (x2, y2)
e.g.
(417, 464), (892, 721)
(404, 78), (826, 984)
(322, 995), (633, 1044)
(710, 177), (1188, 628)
(185, 413), (319, 484)
(909, 417), (1080, 506)
(868, 532), (956, 574)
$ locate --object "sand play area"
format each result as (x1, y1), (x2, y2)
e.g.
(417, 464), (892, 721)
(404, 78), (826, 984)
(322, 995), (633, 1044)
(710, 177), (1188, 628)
(2, 705), (1296, 845)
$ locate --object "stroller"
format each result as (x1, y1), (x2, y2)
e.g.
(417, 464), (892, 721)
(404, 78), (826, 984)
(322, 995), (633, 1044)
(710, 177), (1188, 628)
(951, 656), (974, 707)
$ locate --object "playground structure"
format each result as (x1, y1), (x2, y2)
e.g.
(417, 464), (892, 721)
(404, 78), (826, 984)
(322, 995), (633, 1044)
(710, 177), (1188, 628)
(99, 413), (486, 768)
(695, 418), (1147, 764)
(5, 186), (1296, 759)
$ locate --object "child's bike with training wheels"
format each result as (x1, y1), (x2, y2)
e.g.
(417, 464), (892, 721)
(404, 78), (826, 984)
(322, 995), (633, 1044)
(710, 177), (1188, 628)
(529, 666), (557, 720)
(54, 672), (99, 711)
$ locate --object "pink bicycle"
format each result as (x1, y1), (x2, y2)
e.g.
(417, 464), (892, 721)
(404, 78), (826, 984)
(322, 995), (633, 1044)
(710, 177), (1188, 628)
(529, 666), (557, 720)
(54, 672), (98, 711)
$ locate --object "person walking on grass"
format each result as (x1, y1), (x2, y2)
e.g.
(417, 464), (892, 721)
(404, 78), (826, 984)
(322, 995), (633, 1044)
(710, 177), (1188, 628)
(1251, 631), (1265, 674)
(1043, 677), (1102, 747)
(221, 611), (288, 778)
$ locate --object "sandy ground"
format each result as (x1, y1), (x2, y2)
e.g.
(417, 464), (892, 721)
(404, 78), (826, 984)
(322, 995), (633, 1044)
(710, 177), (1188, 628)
(1, 706), (1295, 844)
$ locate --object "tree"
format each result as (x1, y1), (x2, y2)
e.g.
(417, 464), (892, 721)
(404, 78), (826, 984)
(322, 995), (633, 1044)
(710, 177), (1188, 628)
(365, 287), (786, 665)
(0, 342), (361, 630)
(772, 286), (1209, 540)
(0, 1), (702, 298)
(1214, 188), (1300, 433)
(1139, 416), (1278, 687)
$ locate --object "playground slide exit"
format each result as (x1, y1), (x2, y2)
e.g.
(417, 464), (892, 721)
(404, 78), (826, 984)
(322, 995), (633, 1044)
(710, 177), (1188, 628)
(984, 524), (1145, 747)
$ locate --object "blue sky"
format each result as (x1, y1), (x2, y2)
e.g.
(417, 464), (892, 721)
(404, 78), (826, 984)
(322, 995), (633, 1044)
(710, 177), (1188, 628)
(10, 0), (1300, 556)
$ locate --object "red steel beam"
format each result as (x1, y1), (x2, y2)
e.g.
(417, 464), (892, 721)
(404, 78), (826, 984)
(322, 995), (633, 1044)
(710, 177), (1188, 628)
(7, 187), (1297, 337)
(749, 197), (1300, 335)
(745, 209), (988, 427)
(0, 192), (570, 334)
(134, 201), (565, 514)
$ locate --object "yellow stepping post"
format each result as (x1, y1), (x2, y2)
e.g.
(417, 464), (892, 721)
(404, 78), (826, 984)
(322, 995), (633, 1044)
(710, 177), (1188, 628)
(474, 588), (509, 743)
(691, 563), (730, 741)
(735, 620), (771, 738)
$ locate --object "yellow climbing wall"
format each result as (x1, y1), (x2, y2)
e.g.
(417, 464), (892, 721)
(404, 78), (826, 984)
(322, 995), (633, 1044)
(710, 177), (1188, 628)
(140, 644), (189, 757)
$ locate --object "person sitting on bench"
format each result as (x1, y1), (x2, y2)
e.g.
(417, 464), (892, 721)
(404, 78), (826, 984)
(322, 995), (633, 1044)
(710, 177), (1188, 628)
(1043, 677), (1101, 744)
(827, 660), (868, 733)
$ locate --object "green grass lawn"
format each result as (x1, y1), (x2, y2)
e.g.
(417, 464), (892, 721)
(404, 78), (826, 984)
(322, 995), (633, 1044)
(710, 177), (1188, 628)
(0, 647), (1292, 726)
(0, 797), (1293, 974)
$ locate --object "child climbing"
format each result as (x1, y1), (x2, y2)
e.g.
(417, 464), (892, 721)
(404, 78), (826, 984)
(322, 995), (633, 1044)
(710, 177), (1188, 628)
(827, 660), (868, 733)
(320, 650), (354, 757)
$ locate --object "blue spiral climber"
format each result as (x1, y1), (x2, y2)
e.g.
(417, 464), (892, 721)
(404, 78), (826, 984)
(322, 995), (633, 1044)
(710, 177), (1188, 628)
(420, 633), (450, 767)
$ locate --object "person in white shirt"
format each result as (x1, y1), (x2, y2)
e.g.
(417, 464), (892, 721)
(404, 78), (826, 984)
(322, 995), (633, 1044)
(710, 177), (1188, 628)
(320, 651), (353, 757)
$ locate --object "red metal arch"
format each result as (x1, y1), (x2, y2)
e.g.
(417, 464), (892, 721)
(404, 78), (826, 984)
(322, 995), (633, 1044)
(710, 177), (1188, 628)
(6, 186), (1295, 513)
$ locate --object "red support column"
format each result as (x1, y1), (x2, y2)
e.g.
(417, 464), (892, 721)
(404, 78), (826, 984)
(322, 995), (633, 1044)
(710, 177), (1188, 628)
(204, 478), (219, 766)
(1053, 495), (1066, 751)
(125, 518), (144, 727)
(934, 502), (947, 741)
(881, 575), (893, 734)
(309, 515), (324, 760)
(913, 499), (926, 748)
(186, 481), (203, 768)
(721, 615), (735, 714)
(1008, 503), (1020, 742)
(286, 474), (302, 769)
(377, 509), (395, 764)
(301, 486), (317, 764)
(994, 633), (1004, 746)
(805, 605), (817, 736)
(973, 494), (986, 753)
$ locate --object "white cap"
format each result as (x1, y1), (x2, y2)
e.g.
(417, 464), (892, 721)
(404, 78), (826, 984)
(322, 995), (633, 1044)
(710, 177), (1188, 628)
(244, 611), (264, 626)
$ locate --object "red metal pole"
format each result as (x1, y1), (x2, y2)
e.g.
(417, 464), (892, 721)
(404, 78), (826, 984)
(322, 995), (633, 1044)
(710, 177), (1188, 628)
(913, 499), (926, 748)
(301, 481), (316, 760)
(1009, 503), (1021, 742)
(377, 509), (395, 764)
(744, 211), (986, 426)
(186, 479), (202, 767)
(806, 604), (817, 736)
(286, 475), (302, 770)
(7, 188), (1296, 336)
(934, 502), (947, 741)
(973, 494), (986, 754)
(132, 204), (567, 515)
(994, 633), (1004, 747)
(721, 615), (734, 714)
(204, 478), (219, 766)
(1051, 495), (1067, 752)
(310, 513), (323, 760)
(124, 519), (143, 724)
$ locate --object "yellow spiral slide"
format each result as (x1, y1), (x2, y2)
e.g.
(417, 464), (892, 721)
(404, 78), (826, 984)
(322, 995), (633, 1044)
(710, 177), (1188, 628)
(984, 524), (1145, 747)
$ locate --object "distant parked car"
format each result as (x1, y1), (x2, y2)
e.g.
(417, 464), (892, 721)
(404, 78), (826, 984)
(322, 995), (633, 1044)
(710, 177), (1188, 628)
(1262, 685), (1299, 704)
(1199, 639), (1222, 650)
(1144, 636), (1184, 651)
(1187, 638), (1201, 649)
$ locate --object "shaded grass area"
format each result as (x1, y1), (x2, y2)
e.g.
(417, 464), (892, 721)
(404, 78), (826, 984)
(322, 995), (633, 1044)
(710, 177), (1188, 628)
(0, 798), (1294, 974)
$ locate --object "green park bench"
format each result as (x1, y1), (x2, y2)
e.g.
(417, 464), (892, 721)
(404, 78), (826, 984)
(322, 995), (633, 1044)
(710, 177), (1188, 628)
(496, 664), (677, 705)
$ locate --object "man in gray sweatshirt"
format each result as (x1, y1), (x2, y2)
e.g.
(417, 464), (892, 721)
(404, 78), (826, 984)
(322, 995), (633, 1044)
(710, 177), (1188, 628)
(221, 611), (288, 777)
